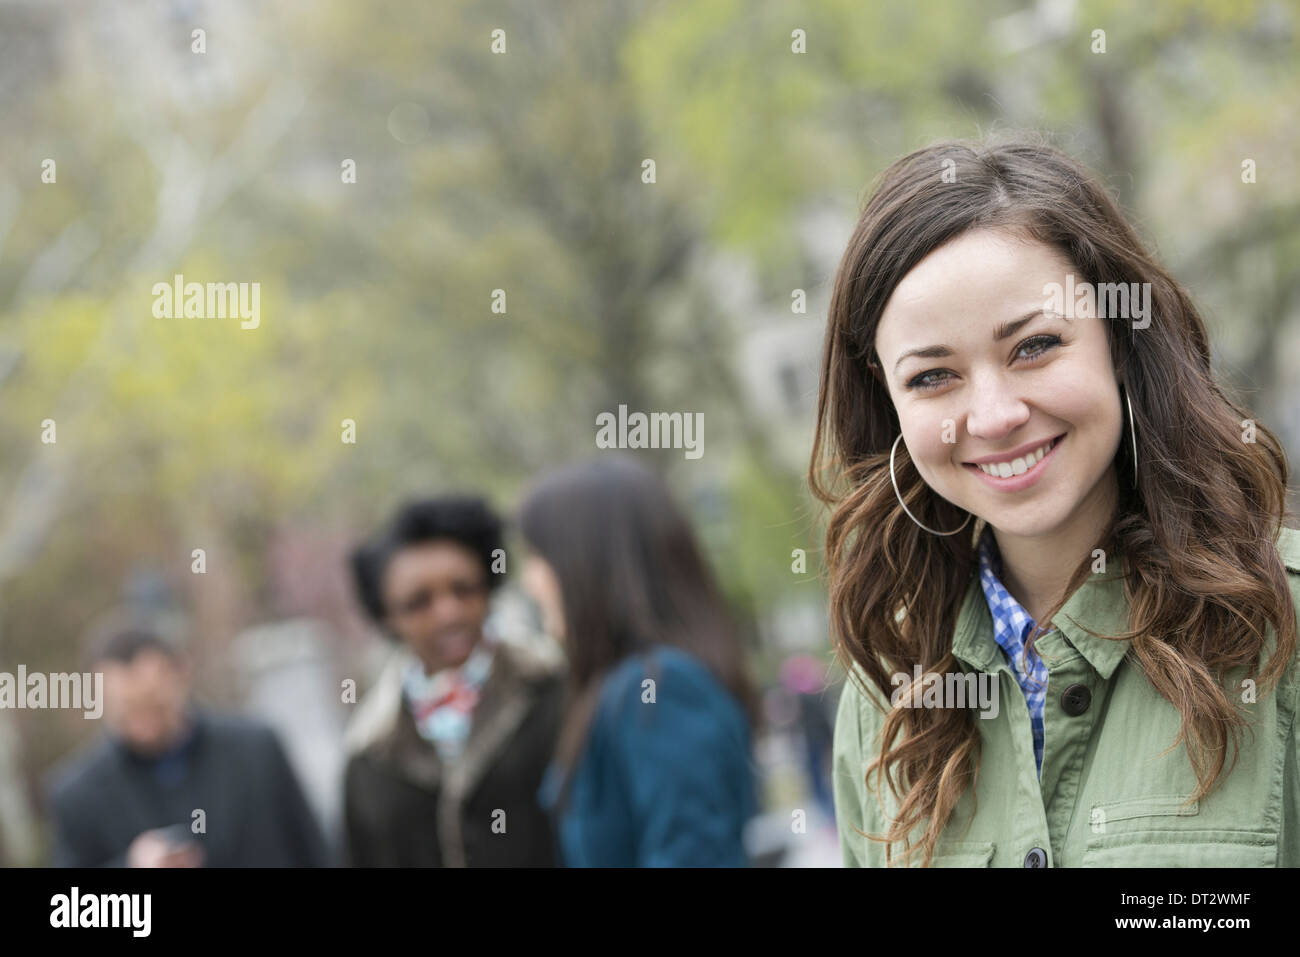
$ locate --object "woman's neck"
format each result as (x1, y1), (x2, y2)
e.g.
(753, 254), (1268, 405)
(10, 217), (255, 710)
(992, 469), (1119, 626)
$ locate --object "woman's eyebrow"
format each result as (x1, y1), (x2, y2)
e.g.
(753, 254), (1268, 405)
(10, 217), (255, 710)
(891, 310), (1050, 374)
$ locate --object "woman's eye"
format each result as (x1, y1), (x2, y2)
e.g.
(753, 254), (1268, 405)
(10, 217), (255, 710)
(1016, 334), (1062, 360)
(907, 370), (951, 391)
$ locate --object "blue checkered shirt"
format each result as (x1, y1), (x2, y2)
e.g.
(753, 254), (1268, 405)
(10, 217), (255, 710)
(976, 526), (1051, 779)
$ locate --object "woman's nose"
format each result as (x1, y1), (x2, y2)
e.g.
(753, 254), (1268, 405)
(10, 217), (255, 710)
(964, 374), (1031, 439)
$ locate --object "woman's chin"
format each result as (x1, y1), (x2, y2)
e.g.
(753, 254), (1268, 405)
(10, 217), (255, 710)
(974, 501), (1071, 540)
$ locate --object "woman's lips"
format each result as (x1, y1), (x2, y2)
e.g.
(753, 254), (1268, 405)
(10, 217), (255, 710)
(962, 433), (1066, 493)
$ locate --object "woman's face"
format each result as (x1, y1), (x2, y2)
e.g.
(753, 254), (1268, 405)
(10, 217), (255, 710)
(381, 540), (489, 674)
(872, 227), (1123, 540)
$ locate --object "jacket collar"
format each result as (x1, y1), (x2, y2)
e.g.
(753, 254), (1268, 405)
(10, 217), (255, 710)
(111, 705), (206, 765)
(344, 636), (562, 779)
(953, 548), (1132, 680)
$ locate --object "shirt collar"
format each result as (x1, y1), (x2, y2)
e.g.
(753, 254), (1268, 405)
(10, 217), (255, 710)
(976, 525), (1042, 660)
(401, 638), (495, 706)
(954, 524), (1132, 679)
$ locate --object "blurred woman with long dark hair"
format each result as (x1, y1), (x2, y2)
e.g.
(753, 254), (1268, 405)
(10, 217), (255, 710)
(521, 457), (761, 866)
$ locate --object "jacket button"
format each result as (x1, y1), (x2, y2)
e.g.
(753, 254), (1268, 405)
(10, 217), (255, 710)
(1024, 847), (1048, 868)
(1061, 683), (1091, 716)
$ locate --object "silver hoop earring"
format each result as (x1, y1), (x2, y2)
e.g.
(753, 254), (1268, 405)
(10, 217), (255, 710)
(889, 433), (972, 537)
(1124, 387), (1138, 490)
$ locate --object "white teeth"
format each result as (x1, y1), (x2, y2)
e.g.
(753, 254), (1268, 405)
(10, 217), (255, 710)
(977, 438), (1055, 477)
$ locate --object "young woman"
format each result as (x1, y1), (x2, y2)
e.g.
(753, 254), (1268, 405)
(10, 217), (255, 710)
(519, 457), (761, 866)
(812, 138), (1300, 867)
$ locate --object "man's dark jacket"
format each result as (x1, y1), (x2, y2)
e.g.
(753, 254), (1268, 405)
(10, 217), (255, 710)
(46, 710), (331, 867)
(342, 638), (565, 867)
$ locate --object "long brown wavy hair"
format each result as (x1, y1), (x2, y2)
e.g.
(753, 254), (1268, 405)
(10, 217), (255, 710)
(809, 136), (1297, 867)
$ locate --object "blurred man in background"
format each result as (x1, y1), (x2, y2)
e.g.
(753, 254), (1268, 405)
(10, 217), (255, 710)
(45, 623), (330, 867)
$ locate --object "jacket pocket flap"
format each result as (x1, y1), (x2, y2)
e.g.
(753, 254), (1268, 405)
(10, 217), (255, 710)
(931, 841), (996, 867)
(1090, 794), (1198, 828)
(1084, 828), (1276, 867)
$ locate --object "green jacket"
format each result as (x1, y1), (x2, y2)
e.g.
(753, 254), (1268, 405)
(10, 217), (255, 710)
(833, 526), (1300, 867)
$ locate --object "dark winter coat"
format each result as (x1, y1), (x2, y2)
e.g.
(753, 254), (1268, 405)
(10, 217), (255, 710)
(342, 638), (565, 867)
(46, 708), (330, 867)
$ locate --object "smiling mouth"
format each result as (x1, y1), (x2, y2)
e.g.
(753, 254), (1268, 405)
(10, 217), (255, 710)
(964, 434), (1065, 478)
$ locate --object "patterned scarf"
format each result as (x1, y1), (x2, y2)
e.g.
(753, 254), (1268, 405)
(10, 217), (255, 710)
(401, 638), (495, 762)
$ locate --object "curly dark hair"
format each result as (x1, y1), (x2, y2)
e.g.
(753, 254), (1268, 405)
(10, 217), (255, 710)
(349, 496), (505, 626)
